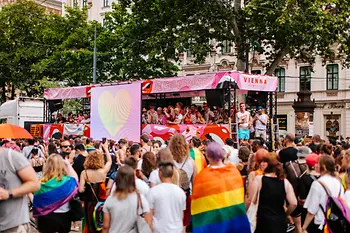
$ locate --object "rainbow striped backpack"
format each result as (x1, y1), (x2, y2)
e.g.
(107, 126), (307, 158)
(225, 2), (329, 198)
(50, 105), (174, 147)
(318, 181), (350, 233)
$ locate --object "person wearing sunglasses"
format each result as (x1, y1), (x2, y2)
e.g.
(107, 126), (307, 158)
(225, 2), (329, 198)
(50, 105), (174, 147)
(60, 140), (73, 160)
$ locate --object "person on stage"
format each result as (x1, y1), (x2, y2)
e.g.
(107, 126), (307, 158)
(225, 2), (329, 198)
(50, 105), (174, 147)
(237, 102), (252, 141)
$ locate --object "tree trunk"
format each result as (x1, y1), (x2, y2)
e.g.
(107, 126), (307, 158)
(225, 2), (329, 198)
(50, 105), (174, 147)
(0, 82), (6, 103)
(236, 59), (245, 71)
(265, 47), (289, 75)
(10, 83), (15, 100)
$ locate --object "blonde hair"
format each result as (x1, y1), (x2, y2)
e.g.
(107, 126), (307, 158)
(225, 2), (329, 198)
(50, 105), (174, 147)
(169, 134), (189, 163)
(84, 150), (104, 170)
(41, 154), (67, 182)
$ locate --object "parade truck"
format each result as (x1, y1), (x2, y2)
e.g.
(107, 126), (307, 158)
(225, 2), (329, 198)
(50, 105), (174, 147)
(0, 97), (44, 135)
(42, 71), (278, 148)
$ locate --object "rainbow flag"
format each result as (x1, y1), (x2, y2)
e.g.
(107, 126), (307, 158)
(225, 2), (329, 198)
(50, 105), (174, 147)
(191, 163), (251, 233)
(33, 176), (78, 217)
(86, 145), (96, 153)
(190, 148), (207, 173)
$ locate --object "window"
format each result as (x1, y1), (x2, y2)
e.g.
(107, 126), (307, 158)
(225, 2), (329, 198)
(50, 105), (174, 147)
(186, 50), (192, 58)
(300, 66), (312, 91)
(222, 40), (232, 54)
(327, 64), (339, 90)
(275, 68), (285, 92)
(103, 0), (109, 7)
(82, 0), (87, 8)
(72, 0), (78, 6)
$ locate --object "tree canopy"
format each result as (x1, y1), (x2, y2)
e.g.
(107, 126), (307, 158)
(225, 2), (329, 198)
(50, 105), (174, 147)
(0, 0), (102, 102)
(112, 0), (350, 75)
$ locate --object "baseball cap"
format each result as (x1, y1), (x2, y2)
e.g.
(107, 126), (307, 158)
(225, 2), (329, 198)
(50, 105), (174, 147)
(257, 106), (263, 110)
(297, 146), (312, 158)
(306, 153), (319, 168)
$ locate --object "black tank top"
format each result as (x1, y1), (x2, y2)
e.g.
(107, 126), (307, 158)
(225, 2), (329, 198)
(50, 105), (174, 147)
(256, 176), (286, 233)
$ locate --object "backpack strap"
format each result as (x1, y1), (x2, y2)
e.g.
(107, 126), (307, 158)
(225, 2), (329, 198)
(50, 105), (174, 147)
(85, 170), (100, 202)
(317, 180), (330, 220)
(180, 156), (189, 170)
(309, 174), (317, 181)
(318, 181), (331, 197)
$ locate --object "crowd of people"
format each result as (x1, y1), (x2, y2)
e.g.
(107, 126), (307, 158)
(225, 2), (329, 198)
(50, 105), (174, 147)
(54, 112), (91, 124)
(0, 132), (350, 233)
(141, 102), (231, 125)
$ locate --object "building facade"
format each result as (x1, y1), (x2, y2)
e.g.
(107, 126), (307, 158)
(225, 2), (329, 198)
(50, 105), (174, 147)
(0, 0), (63, 15)
(62, 0), (115, 22)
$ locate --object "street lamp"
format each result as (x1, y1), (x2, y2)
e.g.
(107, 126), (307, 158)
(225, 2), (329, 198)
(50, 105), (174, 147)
(92, 23), (97, 84)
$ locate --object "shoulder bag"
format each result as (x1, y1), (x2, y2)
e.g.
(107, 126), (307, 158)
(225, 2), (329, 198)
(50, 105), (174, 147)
(135, 192), (152, 233)
(246, 177), (261, 233)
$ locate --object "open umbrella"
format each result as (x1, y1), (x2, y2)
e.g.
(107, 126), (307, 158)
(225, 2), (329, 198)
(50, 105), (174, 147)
(0, 124), (33, 139)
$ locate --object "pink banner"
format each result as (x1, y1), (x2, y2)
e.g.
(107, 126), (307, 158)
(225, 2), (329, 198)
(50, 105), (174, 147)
(44, 71), (278, 100)
(236, 73), (278, 92)
(90, 83), (141, 142)
(141, 72), (230, 94)
(44, 85), (92, 100)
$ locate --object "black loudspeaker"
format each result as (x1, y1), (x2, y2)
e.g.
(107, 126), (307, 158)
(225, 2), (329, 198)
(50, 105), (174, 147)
(205, 89), (225, 108)
(48, 100), (63, 112)
(246, 91), (268, 108)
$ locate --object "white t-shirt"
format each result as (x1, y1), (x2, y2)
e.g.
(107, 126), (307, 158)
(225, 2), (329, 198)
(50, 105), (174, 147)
(111, 178), (150, 196)
(137, 159), (143, 170)
(149, 168), (161, 186)
(255, 114), (268, 130)
(175, 114), (183, 122)
(344, 190), (350, 207)
(147, 183), (186, 233)
(237, 111), (250, 129)
(304, 174), (345, 227)
(103, 193), (150, 233)
(222, 145), (239, 165)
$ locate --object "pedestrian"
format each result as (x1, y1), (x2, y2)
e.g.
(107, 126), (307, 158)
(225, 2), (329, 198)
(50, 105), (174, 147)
(189, 136), (207, 173)
(48, 142), (58, 156)
(248, 153), (297, 233)
(140, 134), (152, 155)
(108, 157), (150, 197)
(302, 155), (345, 233)
(102, 166), (152, 233)
(152, 140), (162, 155)
(72, 144), (88, 181)
(60, 140), (74, 161)
(246, 149), (269, 206)
(169, 134), (197, 231)
(129, 144), (142, 169)
(223, 138), (239, 165)
(149, 148), (179, 187)
(278, 133), (298, 164)
(138, 152), (156, 184)
(147, 161), (186, 233)
(299, 151), (320, 232)
(0, 148), (40, 232)
(29, 148), (45, 179)
(79, 142), (111, 233)
(23, 138), (44, 159)
(191, 142), (250, 233)
(33, 154), (78, 233)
